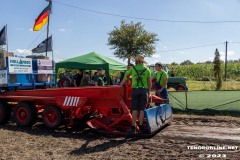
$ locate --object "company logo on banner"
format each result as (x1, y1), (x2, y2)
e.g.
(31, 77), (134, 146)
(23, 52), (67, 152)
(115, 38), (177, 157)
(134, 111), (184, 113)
(37, 59), (53, 74)
(0, 70), (7, 85)
(8, 57), (32, 74)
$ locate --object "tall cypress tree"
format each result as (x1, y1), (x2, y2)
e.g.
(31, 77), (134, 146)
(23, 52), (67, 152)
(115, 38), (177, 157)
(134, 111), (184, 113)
(213, 48), (222, 90)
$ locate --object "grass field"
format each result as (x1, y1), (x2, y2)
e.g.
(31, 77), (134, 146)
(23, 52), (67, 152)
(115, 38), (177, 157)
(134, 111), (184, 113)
(185, 80), (240, 91)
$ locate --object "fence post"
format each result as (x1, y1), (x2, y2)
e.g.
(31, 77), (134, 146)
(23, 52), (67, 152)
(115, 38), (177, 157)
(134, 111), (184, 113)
(225, 41), (228, 81)
(185, 90), (188, 110)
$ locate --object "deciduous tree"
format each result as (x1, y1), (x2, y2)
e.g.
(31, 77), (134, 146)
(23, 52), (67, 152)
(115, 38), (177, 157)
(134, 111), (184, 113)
(108, 20), (158, 64)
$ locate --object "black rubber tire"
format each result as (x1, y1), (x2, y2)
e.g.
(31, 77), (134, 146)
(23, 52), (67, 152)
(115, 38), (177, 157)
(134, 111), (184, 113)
(176, 85), (186, 91)
(42, 106), (63, 129)
(0, 101), (11, 124)
(57, 77), (71, 88)
(14, 102), (37, 127)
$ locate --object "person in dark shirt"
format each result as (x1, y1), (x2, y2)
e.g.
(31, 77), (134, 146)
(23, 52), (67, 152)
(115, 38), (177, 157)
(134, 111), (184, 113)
(94, 68), (104, 86)
(92, 72), (97, 81)
(73, 69), (83, 87)
(170, 66), (175, 77)
(120, 63), (134, 85)
(80, 72), (90, 86)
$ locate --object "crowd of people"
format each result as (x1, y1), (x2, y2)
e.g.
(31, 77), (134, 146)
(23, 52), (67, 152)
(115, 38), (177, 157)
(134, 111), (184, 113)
(72, 68), (107, 87)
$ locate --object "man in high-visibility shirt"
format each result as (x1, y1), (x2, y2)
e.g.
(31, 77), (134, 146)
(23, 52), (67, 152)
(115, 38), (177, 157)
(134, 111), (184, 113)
(152, 62), (168, 99)
(120, 54), (151, 134)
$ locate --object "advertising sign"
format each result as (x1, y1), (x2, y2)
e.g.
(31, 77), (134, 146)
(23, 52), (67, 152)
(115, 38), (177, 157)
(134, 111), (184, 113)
(37, 59), (53, 74)
(0, 70), (7, 85)
(8, 57), (32, 74)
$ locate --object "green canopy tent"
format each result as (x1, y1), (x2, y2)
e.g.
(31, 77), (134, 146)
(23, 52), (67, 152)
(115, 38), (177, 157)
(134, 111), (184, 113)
(55, 52), (126, 84)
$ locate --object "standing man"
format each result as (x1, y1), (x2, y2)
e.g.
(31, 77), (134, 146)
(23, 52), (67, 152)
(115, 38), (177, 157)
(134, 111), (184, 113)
(73, 69), (83, 87)
(152, 63), (168, 99)
(120, 54), (151, 134)
(94, 68), (104, 86)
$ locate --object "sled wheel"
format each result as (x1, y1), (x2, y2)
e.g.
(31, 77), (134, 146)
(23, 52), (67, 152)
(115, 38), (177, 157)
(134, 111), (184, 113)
(57, 77), (71, 88)
(0, 101), (11, 124)
(176, 85), (186, 91)
(14, 102), (37, 126)
(43, 106), (63, 129)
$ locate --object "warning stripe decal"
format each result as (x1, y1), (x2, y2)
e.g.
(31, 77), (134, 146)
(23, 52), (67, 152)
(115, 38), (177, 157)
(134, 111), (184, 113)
(63, 96), (80, 107)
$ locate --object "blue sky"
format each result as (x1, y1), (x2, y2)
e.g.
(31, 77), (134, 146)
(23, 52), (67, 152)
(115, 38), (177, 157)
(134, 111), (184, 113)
(1, 0), (240, 64)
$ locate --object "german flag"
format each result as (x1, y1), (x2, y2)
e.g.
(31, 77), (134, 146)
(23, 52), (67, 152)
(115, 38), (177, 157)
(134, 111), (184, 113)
(33, 5), (50, 31)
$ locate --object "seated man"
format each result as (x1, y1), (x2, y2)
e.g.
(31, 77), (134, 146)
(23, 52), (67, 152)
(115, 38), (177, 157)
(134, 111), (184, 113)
(80, 72), (90, 86)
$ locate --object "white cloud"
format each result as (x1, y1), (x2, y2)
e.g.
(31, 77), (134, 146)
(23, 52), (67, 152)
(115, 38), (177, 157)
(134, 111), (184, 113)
(29, 28), (33, 31)
(153, 59), (159, 62)
(152, 54), (161, 58)
(219, 51), (224, 56)
(209, 57), (213, 60)
(228, 51), (236, 56)
(54, 58), (64, 62)
(58, 28), (66, 32)
(218, 51), (236, 61)
(219, 51), (235, 56)
(146, 59), (158, 65)
(53, 49), (61, 55)
(13, 49), (32, 55)
(146, 54), (161, 64)
(220, 55), (225, 61)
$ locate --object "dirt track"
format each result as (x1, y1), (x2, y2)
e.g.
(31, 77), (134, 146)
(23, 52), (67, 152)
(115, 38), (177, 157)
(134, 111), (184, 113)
(0, 114), (240, 160)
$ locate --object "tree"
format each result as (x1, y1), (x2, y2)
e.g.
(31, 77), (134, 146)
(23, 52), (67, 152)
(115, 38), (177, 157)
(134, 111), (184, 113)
(108, 20), (158, 64)
(180, 60), (194, 65)
(205, 60), (212, 64)
(213, 48), (222, 90)
(171, 62), (178, 65)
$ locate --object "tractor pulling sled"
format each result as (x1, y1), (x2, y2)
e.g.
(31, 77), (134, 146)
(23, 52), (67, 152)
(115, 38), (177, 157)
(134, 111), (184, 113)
(0, 57), (172, 135)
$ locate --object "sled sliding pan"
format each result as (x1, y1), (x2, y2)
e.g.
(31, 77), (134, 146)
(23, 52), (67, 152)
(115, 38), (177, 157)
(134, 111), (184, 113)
(144, 104), (172, 133)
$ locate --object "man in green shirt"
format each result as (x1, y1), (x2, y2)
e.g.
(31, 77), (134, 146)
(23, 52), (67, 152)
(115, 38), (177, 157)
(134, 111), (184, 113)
(94, 68), (104, 86)
(152, 62), (168, 99)
(120, 54), (151, 134)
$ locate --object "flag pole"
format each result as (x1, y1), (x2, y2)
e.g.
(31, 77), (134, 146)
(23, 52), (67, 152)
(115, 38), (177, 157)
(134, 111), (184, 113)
(6, 24), (8, 52)
(51, 34), (54, 61)
(45, 0), (52, 59)
(52, 50), (54, 61)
